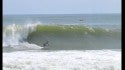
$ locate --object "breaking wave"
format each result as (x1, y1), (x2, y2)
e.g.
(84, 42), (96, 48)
(3, 23), (121, 50)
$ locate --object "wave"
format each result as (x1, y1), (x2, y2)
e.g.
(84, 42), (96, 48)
(3, 23), (121, 50)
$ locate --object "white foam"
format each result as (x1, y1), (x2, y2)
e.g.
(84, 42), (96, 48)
(3, 50), (121, 70)
(9, 42), (43, 50)
(85, 26), (95, 32)
(3, 23), (41, 47)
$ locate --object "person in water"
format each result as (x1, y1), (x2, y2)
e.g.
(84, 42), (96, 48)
(43, 41), (49, 47)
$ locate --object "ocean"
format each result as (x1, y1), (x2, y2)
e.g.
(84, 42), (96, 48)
(3, 14), (121, 70)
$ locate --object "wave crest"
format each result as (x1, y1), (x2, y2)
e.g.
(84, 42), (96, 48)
(3, 23), (39, 47)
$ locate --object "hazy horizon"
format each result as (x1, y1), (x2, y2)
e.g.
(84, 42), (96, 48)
(3, 0), (121, 15)
(3, 13), (121, 16)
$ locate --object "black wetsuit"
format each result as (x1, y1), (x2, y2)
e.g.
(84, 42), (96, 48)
(43, 41), (49, 47)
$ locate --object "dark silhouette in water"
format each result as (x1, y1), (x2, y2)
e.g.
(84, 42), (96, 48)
(42, 41), (49, 50)
(79, 19), (84, 21)
(43, 41), (49, 47)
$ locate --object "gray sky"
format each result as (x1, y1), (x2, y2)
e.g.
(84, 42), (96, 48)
(3, 0), (121, 14)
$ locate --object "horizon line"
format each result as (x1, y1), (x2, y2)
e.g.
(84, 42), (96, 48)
(3, 13), (121, 15)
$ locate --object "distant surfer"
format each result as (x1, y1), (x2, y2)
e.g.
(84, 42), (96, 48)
(79, 19), (84, 21)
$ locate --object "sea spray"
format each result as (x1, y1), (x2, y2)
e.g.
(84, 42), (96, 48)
(3, 23), (43, 49)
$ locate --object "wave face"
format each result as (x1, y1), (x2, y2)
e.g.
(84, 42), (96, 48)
(3, 24), (121, 50)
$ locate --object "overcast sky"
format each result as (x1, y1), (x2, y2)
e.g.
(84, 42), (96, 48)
(3, 0), (121, 14)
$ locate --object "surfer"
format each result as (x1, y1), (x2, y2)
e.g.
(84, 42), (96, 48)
(43, 41), (49, 48)
(79, 19), (84, 21)
(42, 41), (50, 50)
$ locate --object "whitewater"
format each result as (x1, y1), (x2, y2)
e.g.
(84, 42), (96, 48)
(3, 50), (121, 70)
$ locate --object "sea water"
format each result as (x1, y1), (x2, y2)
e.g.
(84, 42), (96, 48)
(3, 14), (121, 70)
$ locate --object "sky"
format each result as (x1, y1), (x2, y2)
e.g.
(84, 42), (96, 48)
(3, 0), (121, 14)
